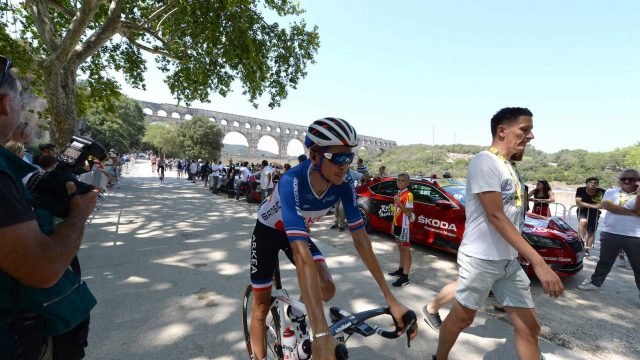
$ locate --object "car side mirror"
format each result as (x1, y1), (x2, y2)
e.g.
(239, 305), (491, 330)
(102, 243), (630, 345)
(434, 200), (454, 209)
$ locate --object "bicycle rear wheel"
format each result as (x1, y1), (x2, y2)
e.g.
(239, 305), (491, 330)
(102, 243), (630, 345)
(242, 284), (283, 359)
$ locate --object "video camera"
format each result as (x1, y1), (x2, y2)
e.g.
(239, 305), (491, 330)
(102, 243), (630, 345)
(28, 136), (106, 218)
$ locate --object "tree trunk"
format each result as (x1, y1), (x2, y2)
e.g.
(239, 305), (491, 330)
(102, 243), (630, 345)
(42, 64), (79, 149)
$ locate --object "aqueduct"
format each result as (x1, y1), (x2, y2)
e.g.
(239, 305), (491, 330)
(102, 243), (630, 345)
(136, 100), (396, 159)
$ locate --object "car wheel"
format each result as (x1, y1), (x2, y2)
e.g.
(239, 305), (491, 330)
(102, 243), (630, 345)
(359, 207), (372, 233)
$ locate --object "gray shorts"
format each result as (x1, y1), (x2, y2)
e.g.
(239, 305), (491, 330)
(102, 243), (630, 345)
(455, 251), (534, 310)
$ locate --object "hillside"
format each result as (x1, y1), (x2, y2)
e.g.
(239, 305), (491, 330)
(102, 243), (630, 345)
(360, 143), (640, 187)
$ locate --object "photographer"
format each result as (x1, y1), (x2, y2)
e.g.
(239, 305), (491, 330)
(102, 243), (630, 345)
(0, 56), (98, 359)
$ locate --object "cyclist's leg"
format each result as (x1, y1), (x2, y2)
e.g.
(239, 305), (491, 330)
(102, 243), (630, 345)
(249, 221), (284, 359)
(284, 239), (335, 301)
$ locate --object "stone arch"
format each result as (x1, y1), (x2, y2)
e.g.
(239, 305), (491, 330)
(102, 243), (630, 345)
(221, 119), (227, 125)
(157, 110), (167, 117)
(209, 117), (216, 122)
(266, 125), (271, 131)
(257, 135), (279, 156)
(294, 130), (298, 135)
(222, 131), (249, 157)
(286, 138), (304, 156)
(276, 127), (281, 133)
(171, 112), (180, 119)
(256, 124), (262, 130)
(285, 128), (290, 134)
(233, 121), (240, 127)
(142, 108), (153, 115)
(184, 114), (193, 120)
(245, 123), (251, 129)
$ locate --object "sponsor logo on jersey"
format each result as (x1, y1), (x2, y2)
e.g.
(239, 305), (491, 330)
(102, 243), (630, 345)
(261, 201), (282, 221)
(251, 235), (258, 274)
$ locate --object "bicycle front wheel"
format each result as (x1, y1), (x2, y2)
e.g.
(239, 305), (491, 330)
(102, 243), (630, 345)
(242, 284), (283, 359)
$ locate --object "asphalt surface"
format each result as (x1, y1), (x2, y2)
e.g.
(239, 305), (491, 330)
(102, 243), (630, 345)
(79, 160), (639, 359)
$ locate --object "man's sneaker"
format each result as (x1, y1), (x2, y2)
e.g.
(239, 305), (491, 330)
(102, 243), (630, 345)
(422, 305), (442, 331)
(577, 280), (600, 291)
(392, 276), (410, 287)
(388, 268), (403, 277)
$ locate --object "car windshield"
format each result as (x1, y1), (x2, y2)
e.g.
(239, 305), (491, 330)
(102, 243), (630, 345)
(442, 185), (466, 205)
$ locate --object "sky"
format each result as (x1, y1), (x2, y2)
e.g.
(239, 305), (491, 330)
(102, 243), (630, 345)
(115, 0), (640, 154)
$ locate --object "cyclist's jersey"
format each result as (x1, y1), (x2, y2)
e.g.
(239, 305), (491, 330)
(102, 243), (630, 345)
(256, 160), (365, 243)
(392, 188), (413, 228)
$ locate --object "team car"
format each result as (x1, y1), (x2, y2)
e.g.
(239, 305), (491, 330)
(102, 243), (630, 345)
(357, 176), (584, 277)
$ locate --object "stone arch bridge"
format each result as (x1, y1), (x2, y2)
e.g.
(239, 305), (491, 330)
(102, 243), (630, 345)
(137, 100), (396, 159)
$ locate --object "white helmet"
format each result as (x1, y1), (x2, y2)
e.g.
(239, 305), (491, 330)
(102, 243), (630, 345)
(304, 117), (358, 148)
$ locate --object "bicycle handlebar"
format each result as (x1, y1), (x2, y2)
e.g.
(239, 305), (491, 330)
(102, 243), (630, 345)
(329, 306), (418, 360)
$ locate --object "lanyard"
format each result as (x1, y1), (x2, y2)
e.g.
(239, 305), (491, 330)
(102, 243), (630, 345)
(619, 190), (636, 206)
(488, 147), (523, 207)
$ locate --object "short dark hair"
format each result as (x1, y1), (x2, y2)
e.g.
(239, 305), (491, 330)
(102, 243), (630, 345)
(37, 155), (58, 169)
(585, 177), (599, 184)
(490, 107), (533, 137)
(297, 154), (307, 162)
(261, 160), (268, 166)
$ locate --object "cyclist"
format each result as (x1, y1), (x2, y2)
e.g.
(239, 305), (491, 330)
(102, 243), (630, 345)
(249, 118), (417, 360)
(157, 156), (166, 183)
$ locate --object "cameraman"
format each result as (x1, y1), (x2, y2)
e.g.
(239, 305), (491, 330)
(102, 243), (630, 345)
(0, 56), (98, 358)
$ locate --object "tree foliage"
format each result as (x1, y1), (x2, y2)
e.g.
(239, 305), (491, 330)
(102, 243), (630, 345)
(142, 123), (182, 158)
(177, 116), (224, 161)
(0, 0), (320, 148)
(85, 96), (146, 153)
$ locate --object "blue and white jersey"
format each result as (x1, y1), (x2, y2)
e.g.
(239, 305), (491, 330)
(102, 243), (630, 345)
(257, 160), (365, 243)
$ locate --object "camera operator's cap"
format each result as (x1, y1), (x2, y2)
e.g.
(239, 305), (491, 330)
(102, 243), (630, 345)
(38, 143), (56, 151)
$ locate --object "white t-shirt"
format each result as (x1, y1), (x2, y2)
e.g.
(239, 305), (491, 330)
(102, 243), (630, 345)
(238, 166), (251, 182)
(260, 165), (274, 189)
(601, 188), (640, 237)
(458, 151), (525, 260)
(211, 164), (221, 176)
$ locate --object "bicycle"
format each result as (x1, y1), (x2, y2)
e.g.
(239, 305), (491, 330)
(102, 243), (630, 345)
(242, 255), (417, 359)
(158, 165), (165, 184)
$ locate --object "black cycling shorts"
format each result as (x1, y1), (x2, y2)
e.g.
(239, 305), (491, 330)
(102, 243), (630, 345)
(250, 220), (324, 292)
(577, 207), (601, 233)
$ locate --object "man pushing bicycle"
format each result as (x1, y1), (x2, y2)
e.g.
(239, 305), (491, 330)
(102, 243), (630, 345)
(249, 118), (417, 359)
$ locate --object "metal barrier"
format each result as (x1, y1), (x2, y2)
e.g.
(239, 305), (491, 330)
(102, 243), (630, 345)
(527, 200), (567, 220)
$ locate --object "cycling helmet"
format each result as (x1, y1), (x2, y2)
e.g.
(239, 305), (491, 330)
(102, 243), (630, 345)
(304, 117), (358, 148)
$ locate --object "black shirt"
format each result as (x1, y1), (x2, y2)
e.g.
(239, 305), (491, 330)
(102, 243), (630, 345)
(0, 173), (37, 228)
(575, 187), (606, 209)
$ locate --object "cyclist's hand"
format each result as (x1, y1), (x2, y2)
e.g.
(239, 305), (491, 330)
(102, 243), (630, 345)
(389, 302), (418, 340)
(312, 335), (339, 360)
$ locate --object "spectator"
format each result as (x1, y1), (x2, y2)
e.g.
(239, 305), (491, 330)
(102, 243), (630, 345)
(259, 159), (274, 201)
(433, 107), (563, 360)
(356, 157), (368, 174)
(529, 179), (555, 217)
(227, 158), (236, 197)
(4, 140), (24, 158)
(201, 161), (211, 188)
(34, 143), (57, 166)
(236, 161), (251, 200)
(376, 165), (388, 178)
(0, 55), (99, 359)
(283, 163), (291, 173)
(442, 171), (452, 179)
(38, 155), (58, 172)
(189, 159), (198, 184)
(211, 160), (222, 194)
(575, 177), (606, 256)
(578, 169), (640, 297)
(388, 173), (414, 287)
(297, 154), (307, 164)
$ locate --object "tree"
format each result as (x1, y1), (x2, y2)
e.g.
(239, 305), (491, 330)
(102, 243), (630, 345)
(0, 1), (320, 148)
(142, 122), (182, 158)
(85, 96), (146, 153)
(178, 116), (224, 160)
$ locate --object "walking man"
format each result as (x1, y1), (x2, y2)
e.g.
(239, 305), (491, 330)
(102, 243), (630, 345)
(578, 169), (640, 297)
(433, 107), (564, 360)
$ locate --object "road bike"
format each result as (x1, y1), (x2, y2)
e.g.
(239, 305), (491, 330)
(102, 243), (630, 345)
(242, 255), (417, 359)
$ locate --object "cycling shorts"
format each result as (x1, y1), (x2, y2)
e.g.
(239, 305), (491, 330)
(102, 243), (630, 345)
(250, 220), (325, 292)
(393, 225), (410, 246)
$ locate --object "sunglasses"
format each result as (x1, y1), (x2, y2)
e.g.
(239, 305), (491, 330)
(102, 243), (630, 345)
(619, 177), (639, 182)
(321, 151), (355, 166)
(0, 56), (12, 88)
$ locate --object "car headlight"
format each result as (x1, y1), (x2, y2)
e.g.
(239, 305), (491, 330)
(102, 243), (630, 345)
(523, 233), (564, 249)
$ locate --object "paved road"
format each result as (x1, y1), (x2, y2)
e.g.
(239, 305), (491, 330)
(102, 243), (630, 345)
(80, 160), (638, 359)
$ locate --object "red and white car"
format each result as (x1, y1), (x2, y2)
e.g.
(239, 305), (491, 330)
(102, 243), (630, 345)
(357, 176), (584, 277)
